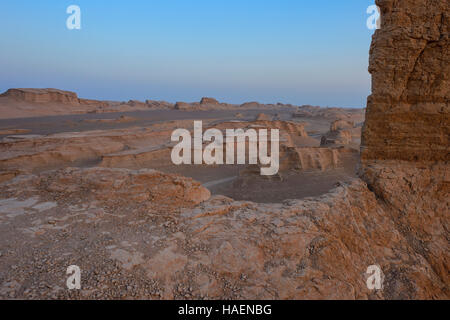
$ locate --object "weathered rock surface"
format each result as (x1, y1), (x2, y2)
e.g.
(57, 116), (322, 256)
(200, 97), (220, 105)
(0, 120), (200, 174)
(1, 88), (80, 104)
(0, 0), (447, 300)
(359, 0), (449, 298)
(0, 89), (175, 118)
(321, 120), (362, 148)
(255, 113), (273, 121)
(40, 167), (210, 205)
(174, 102), (191, 110)
(1, 88), (110, 108)
(361, 0), (449, 162)
(0, 169), (446, 299)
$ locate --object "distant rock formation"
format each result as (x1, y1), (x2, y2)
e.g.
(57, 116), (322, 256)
(321, 119), (361, 147)
(330, 119), (354, 131)
(173, 102), (190, 110)
(240, 102), (260, 108)
(1, 88), (110, 108)
(1, 88), (80, 104)
(254, 113), (272, 121)
(127, 100), (147, 108)
(145, 100), (174, 109)
(200, 97), (219, 105)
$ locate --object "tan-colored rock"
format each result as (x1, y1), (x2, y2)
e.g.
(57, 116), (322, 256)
(0, 0), (447, 300)
(321, 120), (361, 148)
(361, 0), (449, 162)
(1, 88), (80, 104)
(200, 97), (219, 105)
(255, 113), (272, 121)
(174, 102), (191, 110)
(359, 0), (449, 296)
(127, 100), (147, 108)
(331, 119), (354, 131)
(240, 102), (260, 109)
(0, 129), (31, 135)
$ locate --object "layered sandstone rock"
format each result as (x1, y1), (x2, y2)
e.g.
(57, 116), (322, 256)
(200, 97), (220, 105)
(0, 121), (199, 174)
(331, 119), (354, 132)
(321, 120), (362, 148)
(3, 167), (210, 206)
(361, 0), (449, 162)
(145, 100), (174, 109)
(255, 113), (273, 121)
(1, 88), (80, 104)
(174, 102), (191, 110)
(0, 170), (446, 299)
(240, 102), (260, 109)
(127, 100), (147, 108)
(0, 88), (110, 108)
(360, 0), (449, 295)
(0, 89), (176, 118)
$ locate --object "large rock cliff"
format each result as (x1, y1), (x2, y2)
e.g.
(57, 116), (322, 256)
(361, 0), (449, 162)
(360, 0), (449, 292)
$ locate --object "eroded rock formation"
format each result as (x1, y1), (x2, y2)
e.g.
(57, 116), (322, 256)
(360, 0), (449, 293)
(321, 119), (362, 148)
(361, 0), (449, 162)
(0, 0), (447, 300)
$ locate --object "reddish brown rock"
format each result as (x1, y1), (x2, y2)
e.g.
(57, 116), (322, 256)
(1, 88), (80, 104)
(361, 0), (449, 162)
(0, 0), (447, 301)
(200, 97), (220, 105)
(174, 102), (191, 110)
(359, 0), (449, 297)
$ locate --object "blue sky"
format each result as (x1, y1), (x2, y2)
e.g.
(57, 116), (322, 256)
(0, 0), (377, 107)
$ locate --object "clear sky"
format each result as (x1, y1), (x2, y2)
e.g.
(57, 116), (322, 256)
(0, 0), (377, 107)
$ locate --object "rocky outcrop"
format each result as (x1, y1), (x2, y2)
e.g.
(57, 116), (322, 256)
(174, 102), (191, 110)
(0, 89), (178, 118)
(240, 102), (260, 109)
(1, 88), (80, 104)
(321, 120), (362, 148)
(255, 113), (273, 121)
(145, 100), (174, 109)
(0, 172), (446, 299)
(293, 106), (366, 124)
(4, 167), (210, 206)
(361, 161), (449, 285)
(331, 119), (354, 131)
(361, 0), (449, 162)
(0, 88), (110, 108)
(200, 97), (219, 105)
(360, 0), (449, 295)
(127, 100), (147, 108)
(0, 0), (447, 300)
